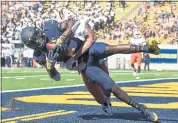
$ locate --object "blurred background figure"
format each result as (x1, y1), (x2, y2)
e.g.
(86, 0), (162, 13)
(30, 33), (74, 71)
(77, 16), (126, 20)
(143, 53), (150, 71)
(119, 0), (126, 10)
(129, 29), (146, 79)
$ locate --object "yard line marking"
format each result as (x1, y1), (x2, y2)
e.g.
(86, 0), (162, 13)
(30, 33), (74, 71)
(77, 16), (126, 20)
(2, 72), (171, 79)
(21, 111), (76, 121)
(70, 71), (78, 73)
(155, 74), (160, 76)
(111, 73), (161, 75)
(2, 75), (48, 78)
(66, 79), (75, 81)
(2, 74), (80, 79)
(15, 78), (25, 80)
(1, 110), (76, 122)
(2, 78), (178, 93)
(40, 78), (50, 80)
(2, 70), (71, 73)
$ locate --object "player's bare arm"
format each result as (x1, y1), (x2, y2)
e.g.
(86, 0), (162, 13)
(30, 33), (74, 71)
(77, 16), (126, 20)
(56, 19), (76, 44)
(73, 24), (94, 60)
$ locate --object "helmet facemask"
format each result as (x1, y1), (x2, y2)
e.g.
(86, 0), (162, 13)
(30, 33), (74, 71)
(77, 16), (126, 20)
(27, 28), (47, 50)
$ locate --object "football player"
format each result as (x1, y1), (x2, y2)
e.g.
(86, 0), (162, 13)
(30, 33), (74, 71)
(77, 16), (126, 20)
(21, 19), (112, 114)
(46, 17), (160, 122)
(47, 8), (113, 114)
(129, 30), (146, 79)
(21, 21), (160, 121)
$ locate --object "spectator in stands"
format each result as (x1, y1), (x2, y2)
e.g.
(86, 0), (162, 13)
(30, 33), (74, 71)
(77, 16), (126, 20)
(119, 0), (126, 9)
(176, 20), (178, 38)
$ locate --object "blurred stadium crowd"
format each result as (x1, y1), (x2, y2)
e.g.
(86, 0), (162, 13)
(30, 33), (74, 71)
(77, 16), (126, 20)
(1, 1), (178, 68)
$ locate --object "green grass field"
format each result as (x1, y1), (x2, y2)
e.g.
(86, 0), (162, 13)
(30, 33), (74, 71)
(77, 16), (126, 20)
(2, 68), (178, 91)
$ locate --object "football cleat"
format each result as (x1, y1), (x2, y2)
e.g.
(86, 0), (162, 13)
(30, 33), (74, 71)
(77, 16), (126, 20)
(137, 104), (158, 122)
(136, 73), (140, 79)
(146, 40), (160, 55)
(141, 109), (159, 122)
(101, 100), (113, 115)
(127, 100), (158, 122)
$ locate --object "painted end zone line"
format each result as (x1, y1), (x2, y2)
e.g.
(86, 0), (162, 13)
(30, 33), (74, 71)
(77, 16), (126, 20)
(2, 78), (178, 93)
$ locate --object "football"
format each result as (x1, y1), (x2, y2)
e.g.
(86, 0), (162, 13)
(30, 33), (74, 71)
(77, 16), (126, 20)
(46, 42), (56, 50)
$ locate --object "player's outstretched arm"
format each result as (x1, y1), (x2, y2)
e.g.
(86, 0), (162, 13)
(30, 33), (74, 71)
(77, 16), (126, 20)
(44, 56), (61, 81)
(73, 24), (94, 60)
(56, 19), (76, 44)
(45, 45), (64, 81)
(33, 50), (61, 81)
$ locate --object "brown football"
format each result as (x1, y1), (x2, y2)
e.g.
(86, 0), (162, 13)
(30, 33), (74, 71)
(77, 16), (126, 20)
(46, 42), (56, 50)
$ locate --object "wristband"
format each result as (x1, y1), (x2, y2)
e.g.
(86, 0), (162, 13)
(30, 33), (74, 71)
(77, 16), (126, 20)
(56, 36), (66, 44)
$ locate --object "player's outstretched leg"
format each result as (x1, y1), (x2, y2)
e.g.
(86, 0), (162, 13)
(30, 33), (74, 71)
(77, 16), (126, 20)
(105, 40), (160, 55)
(99, 61), (112, 115)
(111, 84), (159, 122)
(101, 90), (112, 115)
(84, 66), (158, 122)
(81, 72), (112, 115)
(136, 57), (142, 79)
(81, 61), (112, 115)
(130, 55), (137, 77)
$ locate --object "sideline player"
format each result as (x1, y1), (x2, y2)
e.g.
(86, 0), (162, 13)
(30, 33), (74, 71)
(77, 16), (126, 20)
(21, 23), (160, 122)
(129, 30), (146, 79)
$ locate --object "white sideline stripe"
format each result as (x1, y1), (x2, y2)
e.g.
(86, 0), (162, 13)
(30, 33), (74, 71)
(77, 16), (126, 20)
(111, 73), (160, 75)
(110, 71), (134, 73)
(40, 78), (50, 80)
(16, 78), (25, 80)
(2, 70), (71, 73)
(66, 79), (75, 81)
(2, 74), (80, 79)
(155, 74), (160, 76)
(2, 75), (48, 78)
(2, 72), (169, 79)
(2, 78), (178, 93)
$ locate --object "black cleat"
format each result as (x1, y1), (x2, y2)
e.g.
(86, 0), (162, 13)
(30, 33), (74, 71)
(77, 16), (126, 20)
(101, 101), (113, 115)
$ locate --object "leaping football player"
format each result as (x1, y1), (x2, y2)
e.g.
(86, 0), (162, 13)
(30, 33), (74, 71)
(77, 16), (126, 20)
(21, 9), (160, 122)
(22, 18), (112, 114)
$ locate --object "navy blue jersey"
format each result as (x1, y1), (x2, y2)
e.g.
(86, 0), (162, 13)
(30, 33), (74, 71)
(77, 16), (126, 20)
(34, 20), (63, 65)
(42, 20), (63, 41)
(62, 37), (85, 62)
(33, 20), (86, 64)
